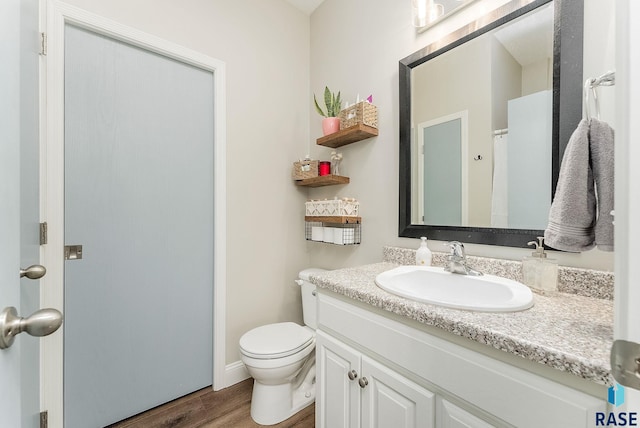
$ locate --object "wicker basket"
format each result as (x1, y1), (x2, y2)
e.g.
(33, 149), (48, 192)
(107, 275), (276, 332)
(292, 160), (318, 180)
(339, 101), (378, 129)
(305, 198), (360, 217)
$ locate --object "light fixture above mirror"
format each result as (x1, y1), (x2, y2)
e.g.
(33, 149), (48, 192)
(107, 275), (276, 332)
(412, 0), (476, 31)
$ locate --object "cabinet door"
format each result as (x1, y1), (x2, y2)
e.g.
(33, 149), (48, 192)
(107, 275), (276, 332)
(438, 398), (496, 428)
(316, 330), (361, 428)
(361, 356), (435, 428)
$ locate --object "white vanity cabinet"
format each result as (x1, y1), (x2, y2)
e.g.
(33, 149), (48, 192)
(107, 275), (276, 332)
(437, 398), (495, 428)
(316, 330), (435, 428)
(315, 291), (606, 428)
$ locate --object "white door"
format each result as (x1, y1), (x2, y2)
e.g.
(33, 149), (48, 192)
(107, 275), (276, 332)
(62, 24), (214, 427)
(1, 1), (59, 427)
(361, 356), (435, 428)
(422, 119), (462, 226)
(42, 5), (227, 427)
(417, 112), (469, 227)
(613, 0), (640, 413)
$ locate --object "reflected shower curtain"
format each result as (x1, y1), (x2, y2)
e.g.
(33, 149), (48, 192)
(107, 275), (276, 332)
(491, 133), (509, 227)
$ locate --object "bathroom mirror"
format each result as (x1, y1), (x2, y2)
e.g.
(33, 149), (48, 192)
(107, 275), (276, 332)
(399, 0), (584, 247)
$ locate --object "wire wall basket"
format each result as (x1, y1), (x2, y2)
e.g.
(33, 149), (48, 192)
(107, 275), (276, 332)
(305, 221), (361, 245)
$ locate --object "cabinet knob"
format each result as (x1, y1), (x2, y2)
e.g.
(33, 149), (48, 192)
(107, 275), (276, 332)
(347, 369), (358, 381)
(358, 377), (369, 389)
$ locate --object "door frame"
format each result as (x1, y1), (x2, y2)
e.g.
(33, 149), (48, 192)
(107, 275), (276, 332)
(614, 0), (640, 411)
(40, 1), (228, 426)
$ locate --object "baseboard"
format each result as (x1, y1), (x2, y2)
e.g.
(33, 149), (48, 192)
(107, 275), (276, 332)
(219, 360), (250, 390)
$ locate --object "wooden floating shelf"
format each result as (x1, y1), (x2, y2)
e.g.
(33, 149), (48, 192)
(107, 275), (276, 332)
(295, 175), (350, 187)
(305, 216), (361, 224)
(316, 123), (378, 148)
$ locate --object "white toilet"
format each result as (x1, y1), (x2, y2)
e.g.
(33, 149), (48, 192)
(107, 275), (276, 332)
(239, 268), (325, 425)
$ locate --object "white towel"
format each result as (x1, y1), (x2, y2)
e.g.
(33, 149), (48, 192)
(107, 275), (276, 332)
(544, 119), (596, 252)
(491, 134), (509, 227)
(544, 119), (615, 252)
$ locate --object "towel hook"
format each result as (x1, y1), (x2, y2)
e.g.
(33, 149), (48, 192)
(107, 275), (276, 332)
(584, 71), (616, 120)
(584, 78), (598, 120)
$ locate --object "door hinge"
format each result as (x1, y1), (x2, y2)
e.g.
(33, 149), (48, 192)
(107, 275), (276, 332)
(40, 32), (47, 56)
(40, 410), (48, 428)
(611, 339), (640, 390)
(40, 222), (48, 245)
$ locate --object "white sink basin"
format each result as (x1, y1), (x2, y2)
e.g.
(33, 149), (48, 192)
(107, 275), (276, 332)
(375, 266), (533, 312)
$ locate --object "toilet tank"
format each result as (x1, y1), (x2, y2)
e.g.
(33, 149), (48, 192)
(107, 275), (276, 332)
(297, 268), (326, 330)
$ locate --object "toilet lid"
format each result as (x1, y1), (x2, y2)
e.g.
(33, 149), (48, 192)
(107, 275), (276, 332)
(239, 322), (314, 359)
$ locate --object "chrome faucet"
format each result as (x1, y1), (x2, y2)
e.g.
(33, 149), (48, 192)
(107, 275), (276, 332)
(444, 241), (483, 276)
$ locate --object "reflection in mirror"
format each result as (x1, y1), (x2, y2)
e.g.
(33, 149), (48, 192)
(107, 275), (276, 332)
(399, 0), (584, 248)
(411, 3), (553, 229)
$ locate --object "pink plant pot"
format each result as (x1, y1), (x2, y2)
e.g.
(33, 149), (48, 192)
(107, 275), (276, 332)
(322, 117), (341, 136)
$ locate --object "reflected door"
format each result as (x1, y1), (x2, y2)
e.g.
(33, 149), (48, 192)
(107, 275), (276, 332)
(64, 25), (214, 427)
(421, 118), (463, 226)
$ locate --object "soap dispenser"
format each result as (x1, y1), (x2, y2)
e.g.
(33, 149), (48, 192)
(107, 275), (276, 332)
(415, 236), (433, 266)
(522, 237), (558, 292)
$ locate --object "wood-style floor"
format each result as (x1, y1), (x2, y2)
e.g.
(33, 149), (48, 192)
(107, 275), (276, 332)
(107, 379), (315, 428)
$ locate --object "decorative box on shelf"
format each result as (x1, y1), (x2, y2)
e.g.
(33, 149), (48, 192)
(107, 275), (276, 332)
(305, 198), (359, 217)
(291, 159), (318, 180)
(339, 101), (378, 130)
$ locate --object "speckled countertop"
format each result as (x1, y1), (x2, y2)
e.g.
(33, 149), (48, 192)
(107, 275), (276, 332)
(310, 255), (614, 386)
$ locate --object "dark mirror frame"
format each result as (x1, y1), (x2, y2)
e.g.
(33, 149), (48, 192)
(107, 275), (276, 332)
(399, 0), (584, 248)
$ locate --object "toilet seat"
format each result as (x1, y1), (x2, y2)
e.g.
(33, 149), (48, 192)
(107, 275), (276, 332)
(239, 322), (314, 359)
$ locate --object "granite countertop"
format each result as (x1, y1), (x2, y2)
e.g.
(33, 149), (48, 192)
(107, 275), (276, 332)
(310, 262), (613, 385)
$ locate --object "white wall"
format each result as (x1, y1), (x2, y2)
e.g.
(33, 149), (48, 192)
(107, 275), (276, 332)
(60, 0), (312, 366)
(584, 0), (616, 127)
(309, 0), (614, 271)
(522, 58), (552, 95)
(491, 36), (521, 131)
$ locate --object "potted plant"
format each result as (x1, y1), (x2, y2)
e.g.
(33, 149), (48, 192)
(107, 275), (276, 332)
(314, 86), (342, 135)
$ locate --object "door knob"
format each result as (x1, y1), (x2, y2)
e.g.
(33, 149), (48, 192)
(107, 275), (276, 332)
(347, 369), (358, 381)
(20, 264), (46, 280)
(0, 307), (63, 349)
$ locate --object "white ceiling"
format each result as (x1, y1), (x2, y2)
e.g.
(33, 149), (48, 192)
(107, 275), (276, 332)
(493, 3), (554, 66)
(284, 0), (325, 15)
